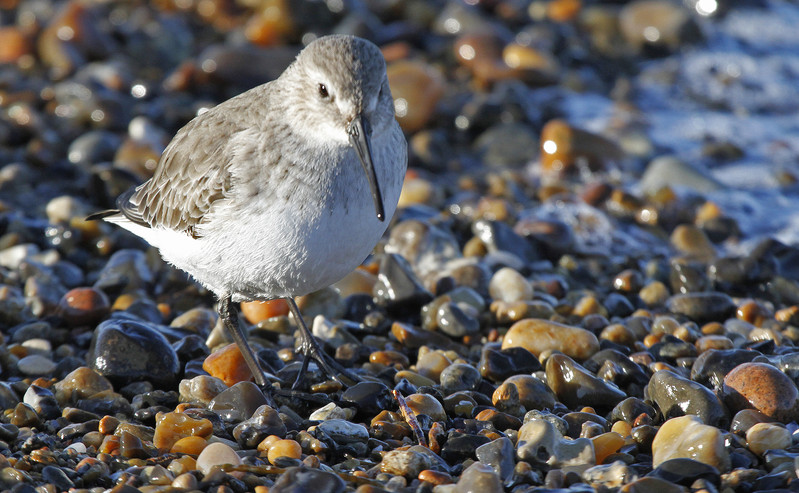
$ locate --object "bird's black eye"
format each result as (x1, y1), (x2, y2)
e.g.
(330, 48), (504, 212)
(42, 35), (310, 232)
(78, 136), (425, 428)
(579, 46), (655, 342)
(318, 83), (329, 98)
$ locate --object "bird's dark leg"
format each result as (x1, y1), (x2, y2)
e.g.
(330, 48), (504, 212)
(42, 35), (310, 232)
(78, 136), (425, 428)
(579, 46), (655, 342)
(286, 297), (360, 389)
(218, 294), (269, 388)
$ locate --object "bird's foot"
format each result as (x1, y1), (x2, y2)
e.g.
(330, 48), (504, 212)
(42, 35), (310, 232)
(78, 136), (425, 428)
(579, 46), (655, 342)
(292, 329), (361, 390)
(285, 298), (361, 390)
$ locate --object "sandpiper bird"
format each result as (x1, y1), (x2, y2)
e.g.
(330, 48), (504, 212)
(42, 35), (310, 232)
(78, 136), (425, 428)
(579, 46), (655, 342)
(89, 35), (407, 389)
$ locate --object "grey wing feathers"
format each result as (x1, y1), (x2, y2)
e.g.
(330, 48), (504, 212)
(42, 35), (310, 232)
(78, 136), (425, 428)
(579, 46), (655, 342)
(120, 111), (242, 238)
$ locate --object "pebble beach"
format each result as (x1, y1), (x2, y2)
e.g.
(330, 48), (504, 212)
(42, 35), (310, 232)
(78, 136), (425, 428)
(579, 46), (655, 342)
(2, 0), (799, 492)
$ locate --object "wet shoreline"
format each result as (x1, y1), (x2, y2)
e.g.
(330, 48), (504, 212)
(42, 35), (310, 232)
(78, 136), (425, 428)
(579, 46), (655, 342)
(2, 1), (799, 492)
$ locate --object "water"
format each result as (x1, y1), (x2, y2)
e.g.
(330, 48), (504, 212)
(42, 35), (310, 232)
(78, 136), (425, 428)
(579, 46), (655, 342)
(561, 0), (799, 253)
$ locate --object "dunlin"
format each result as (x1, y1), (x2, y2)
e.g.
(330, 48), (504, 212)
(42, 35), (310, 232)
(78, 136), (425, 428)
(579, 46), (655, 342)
(89, 35), (407, 389)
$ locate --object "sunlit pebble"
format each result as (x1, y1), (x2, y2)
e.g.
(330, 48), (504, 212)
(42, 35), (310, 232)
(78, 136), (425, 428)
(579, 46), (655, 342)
(302, 32), (318, 46)
(56, 26), (74, 41)
(55, 105), (75, 118)
(8, 105), (30, 125)
(542, 140), (558, 155)
(326, 0), (344, 13)
(643, 26), (661, 43)
(444, 18), (461, 34)
(694, 0), (718, 16)
(66, 442), (87, 453)
(18, 55), (35, 70)
(458, 44), (476, 61)
(131, 84), (147, 98)
(201, 58), (217, 73)
(18, 10), (36, 28)
(197, 0), (217, 17)
(394, 98), (408, 118)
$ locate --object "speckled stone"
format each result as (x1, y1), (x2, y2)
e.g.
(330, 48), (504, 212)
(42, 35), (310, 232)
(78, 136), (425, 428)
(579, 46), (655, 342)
(722, 362), (799, 423)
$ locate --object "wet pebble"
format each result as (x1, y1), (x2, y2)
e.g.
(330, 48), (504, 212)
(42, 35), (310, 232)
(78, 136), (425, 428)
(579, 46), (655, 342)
(439, 363), (481, 393)
(502, 318), (599, 360)
(56, 287), (109, 327)
(665, 292), (736, 323)
(746, 422), (791, 456)
(479, 346), (541, 382)
(652, 415), (730, 471)
(476, 436), (515, 481)
(208, 381), (269, 422)
(722, 362), (799, 423)
(446, 461), (503, 493)
(647, 369), (728, 426)
(488, 267), (532, 303)
(88, 319), (180, 387)
(517, 418), (596, 473)
(386, 60), (445, 134)
(203, 343), (253, 387)
(546, 354), (626, 411)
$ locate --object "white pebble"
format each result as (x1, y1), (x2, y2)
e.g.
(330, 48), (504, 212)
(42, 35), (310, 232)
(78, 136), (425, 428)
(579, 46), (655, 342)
(196, 442), (242, 475)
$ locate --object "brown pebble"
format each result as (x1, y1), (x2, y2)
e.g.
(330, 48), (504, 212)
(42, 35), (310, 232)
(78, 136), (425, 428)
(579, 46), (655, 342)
(695, 335), (733, 353)
(387, 60), (445, 133)
(599, 323), (637, 348)
(775, 306), (799, 324)
(540, 119), (623, 176)
(419, 469), (452, 485)
(57, 287), (110, 327)
(369, 350), (410, 368)
(547, 0), (582, 21)
(98, 415), (120, 435)
(244, 0), (294, 46)
(722, 362), (799, 423)
(737, 300), (771, 326)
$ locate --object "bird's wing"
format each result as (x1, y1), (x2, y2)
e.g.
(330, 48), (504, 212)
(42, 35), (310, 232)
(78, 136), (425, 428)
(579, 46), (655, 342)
(118, 104), (248, 238)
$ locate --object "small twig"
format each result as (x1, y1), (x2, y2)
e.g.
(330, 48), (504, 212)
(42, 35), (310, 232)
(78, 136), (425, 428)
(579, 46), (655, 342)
(392, 390), (428, 448)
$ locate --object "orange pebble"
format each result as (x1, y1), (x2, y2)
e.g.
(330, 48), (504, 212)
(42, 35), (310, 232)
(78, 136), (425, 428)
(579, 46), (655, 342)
(170, 435), (207, 455)
(153, 411), (213, 450)
(168, 455), (196, 476)
(611, 420), (632, 437)
(0, 27), (30, 63)
(257, 435), (282, 452)
(419, 469), (453, 485)
(547, 0), (581, 22)
(240, 299), (290, 324)
(592, 432), (625, 464)
(203, 343), (254, 386)
(267, 439), (302, 465)
(98, 415), (120, 435)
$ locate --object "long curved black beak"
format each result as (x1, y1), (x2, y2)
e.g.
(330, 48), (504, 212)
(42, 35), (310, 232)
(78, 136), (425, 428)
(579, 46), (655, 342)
(348, 115), (385, 222)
